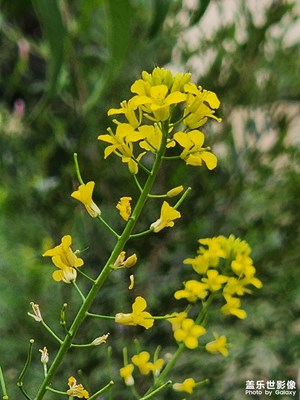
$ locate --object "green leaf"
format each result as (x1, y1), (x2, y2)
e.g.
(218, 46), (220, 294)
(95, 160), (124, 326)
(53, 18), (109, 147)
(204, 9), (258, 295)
(148, 0), (171, 38)
(83, 0), (132, 113)
(190, 0), (211, 26)
(32, 0), (66, 98)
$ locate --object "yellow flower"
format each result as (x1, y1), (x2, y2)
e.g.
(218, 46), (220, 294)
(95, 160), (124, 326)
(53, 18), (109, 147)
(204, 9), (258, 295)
(131, 351), (154, 375)
(152, 358), (164, 376)
(43, 235), (84, 283)
(138, 124), (163, 153)
(174, 280), (209, 302)
(67, 376), (89, 399)
(183, 254), (210, 275)
(205, 334), (229, 357)
(114, 251), (137, 269)
(116, 196), (132, 221)
(221, 294), (247, 319)
(223, 277), (250, 296)
(71, 181), (101, 218)
(120, 364), (134, 386)
(174, 318), (206, 349)
(173, 378), (196, 394)
(174, 130), (217, 170)
(150, 201), (181, 233)
(98, 124), (145, 174)
(115, 296), (154, 329)
(131, 81), (186, 122)
(108, 99), (142, 128)
(201, 269), (227, 292)
(167, 311), (188, 332)
(183, 82), (221, 129)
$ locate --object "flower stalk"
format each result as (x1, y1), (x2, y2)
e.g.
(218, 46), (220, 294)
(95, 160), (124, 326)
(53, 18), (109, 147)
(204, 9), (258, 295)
(34, 121), (169, 400)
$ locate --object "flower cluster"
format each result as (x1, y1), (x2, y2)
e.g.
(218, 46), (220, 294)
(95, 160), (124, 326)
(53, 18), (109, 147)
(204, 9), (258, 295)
(98, 67), (221, 174)
(30, 68), (264, 400)
(178, 234), (263, 319)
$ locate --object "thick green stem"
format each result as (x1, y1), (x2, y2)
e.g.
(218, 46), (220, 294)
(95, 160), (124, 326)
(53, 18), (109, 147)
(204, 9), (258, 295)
(34, 128), (168, 400)
(0, 366), (9, 400)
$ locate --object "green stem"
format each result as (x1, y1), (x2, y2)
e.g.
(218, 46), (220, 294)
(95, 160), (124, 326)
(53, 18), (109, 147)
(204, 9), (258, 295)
(0, 366), (9, 400)
(88, 381), (114, 400)
(97, 216), (120, 238)
(196, 294), (214, 325)
(130, 229), (152, 238)
(140, 380), (172, 399)
(17, 340), (34, 385)
(154, 343), (185, 387)
(133, 174), (143, 192)
(34, 125), (168, 400)
(17, 339), (34, 400)
(86, 312), (115, 320)
(76, 268), (96, 283)
(162, 155), (181, 160)
(45, 387), (67, 395)
(72, 281), (86, 303)
(41, 321), (63, 345)
(73, 153), (84, 185)
(174, 187), (192, 209)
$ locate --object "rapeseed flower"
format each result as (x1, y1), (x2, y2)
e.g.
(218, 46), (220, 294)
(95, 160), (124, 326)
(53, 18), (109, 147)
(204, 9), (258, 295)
(174, 318), (206, 349)
(131, 81), (186, 122)
(43, 235), (84, 283)
(174, 130), (217, 170)
(221, 294), (247, 319)
(173, 378), (196, 394)
(174, 280), (208, 302)
(168, 311), (188, 332)
(98, 124), (145, 174)
(150, 201), (181, 233)
(108, 99), (142, 128)
(116, 196), (132, 221)
(67, 376), (89, 399)
(131, 351), (154, 375)
(120, 364), (134, 386)
(183, 82), (221, 129)
(201, 269), (227, 292)
(71, 181), (101, 218)
(115, 296), (154, 329)
(205, 334), (229, 357)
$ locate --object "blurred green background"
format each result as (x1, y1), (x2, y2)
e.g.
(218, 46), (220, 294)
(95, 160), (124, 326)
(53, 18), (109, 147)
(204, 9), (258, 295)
(0, 0), (299, 399)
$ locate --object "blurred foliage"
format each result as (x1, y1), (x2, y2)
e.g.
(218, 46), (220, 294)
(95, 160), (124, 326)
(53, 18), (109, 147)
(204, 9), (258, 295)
(0, 0), (299, 399)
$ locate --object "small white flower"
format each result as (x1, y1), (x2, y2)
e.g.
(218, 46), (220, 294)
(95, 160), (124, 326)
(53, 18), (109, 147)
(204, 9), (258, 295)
(92, 333), (110, 346)
(28, 302), (43, 322)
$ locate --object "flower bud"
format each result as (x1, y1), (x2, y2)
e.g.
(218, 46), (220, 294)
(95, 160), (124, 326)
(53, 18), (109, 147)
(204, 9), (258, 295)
(167, 185), (184, 197)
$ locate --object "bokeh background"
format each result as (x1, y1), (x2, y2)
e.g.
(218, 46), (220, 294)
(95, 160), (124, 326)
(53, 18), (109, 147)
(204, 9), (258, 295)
(0, 0), (299, 399)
